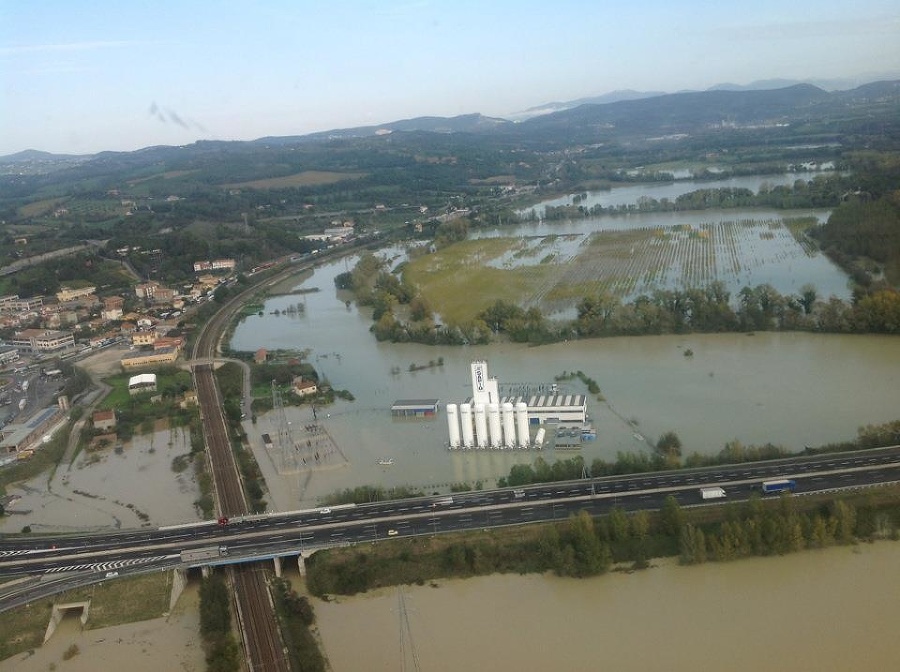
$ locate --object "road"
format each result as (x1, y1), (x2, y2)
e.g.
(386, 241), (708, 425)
(2, 444), (899, 587)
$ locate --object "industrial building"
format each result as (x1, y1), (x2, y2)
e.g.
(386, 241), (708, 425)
(446, 360), (588, 450)
(391, 399), (440, 418)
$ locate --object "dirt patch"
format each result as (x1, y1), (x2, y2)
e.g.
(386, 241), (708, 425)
(77, 346), (129, 379)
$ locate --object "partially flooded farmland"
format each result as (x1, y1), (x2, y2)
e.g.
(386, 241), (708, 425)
(408, 213), (849, 322)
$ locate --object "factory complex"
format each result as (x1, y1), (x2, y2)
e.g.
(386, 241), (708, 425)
(446, 360), (591, 450)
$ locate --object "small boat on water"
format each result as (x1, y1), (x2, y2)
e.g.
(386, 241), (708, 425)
(378, 458), (394, 466)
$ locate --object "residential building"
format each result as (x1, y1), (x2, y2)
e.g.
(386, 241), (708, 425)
(132, 331), (157, 347)
(193, 258), (236, 272)
(92, 409), (117, 431)
(135, 281), (160, 300)
(11, 329), (75, 353)
(120, 347), (178, 370)
(0, 295), (44, 314)
(0, 347), (20, 367)
(154, 336), (184, 352)
(292, 377), (318, 397)
(55, 286), (96, 302)
(102, 296), (124, 321)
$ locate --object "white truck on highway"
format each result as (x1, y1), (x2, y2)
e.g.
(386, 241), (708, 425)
(699, 486), (726, 500)
(180, 545), (228, 563)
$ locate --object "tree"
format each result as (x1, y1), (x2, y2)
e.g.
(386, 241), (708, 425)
(798, 284), (818, 315)
(832, 500), (857, 544)
(679, 524), (707, 565)
(563, 510), (611, 576)
(630, 510), (650, 540)
(660, 495), (685, 537)
(607, 506), (630, 542)
(656, 431), (682, 458)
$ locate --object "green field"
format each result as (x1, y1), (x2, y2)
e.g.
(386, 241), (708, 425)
(223, 170), (367, 190)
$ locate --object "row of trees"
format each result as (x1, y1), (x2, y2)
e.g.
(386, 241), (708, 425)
(199, 573), (241, 672)
(496, 419), (900, 489)
(679, 495), (887, 565)
(271, 577), (327, 672)
(344, 250), (900, 346)
(814, 194), (900, 285)
(539, 177), (848, 221)
(306, 487), (900, 597)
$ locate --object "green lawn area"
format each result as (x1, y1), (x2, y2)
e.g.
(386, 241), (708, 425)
(98, 368), (193, 411)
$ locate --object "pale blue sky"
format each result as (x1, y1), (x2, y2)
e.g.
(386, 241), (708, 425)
(2, 0), (899, 155)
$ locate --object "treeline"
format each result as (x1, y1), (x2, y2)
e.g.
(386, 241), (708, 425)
(271, 578), (327, 672)
(322, 484), (425, 506)
(305, 490), (900, 598)
(537, 176), (846, 221)
(678, 493), (895, 565)
(341, 254), (900, 346)
(306, 509), (616, 597)
(199, 573), (241, 672)
(497, 420), (900, 488)
(814, 194), (900, 285)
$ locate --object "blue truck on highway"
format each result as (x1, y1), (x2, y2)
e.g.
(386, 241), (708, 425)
(760, 479), (796, 494)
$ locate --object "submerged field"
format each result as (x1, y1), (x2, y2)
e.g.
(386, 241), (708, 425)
(404, 217), (839, 323)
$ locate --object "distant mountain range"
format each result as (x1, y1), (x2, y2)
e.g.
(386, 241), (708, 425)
(3, 76), (900, 165)
(508, 72), (900, 120)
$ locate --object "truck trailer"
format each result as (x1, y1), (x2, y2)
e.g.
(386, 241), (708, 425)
(180, 545), (228, 563)
(700, 486), (726, 500)
(760, 479), (796, 494)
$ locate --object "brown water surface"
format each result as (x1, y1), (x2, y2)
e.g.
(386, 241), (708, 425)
(315, 542), (900, 672)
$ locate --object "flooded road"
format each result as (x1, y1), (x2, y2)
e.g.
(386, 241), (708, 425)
(315, 542), (900, 672)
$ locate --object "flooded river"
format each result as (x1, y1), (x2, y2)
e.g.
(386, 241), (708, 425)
(233, 251), (900, 509)
(315, 541), (900, 672)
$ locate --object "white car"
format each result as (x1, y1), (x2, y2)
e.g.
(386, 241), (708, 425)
(387, 529), (398, 536)
(319, 508), (331, 514)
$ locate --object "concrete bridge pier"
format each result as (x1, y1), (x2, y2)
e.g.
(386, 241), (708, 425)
(297, 550), (312, 576)
(273, 556), (282, 578)
(169, 567), (188, 611)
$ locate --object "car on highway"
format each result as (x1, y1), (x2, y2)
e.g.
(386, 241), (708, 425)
(387, 529), (398, 536)
(319, 508), (331, 514)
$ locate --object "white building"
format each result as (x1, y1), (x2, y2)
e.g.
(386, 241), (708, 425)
(446, 360), (587, 450)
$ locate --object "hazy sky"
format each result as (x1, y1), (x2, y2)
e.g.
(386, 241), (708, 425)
(2, 0), (899, 155)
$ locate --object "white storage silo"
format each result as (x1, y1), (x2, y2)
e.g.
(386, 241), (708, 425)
(515, 402), (530, 448)
(502, 402), (516, 449)
(446, 403), (460, 448)
(474, 403), (488, 449)
(459, 403), (474, 448)
(488, 403), (502, 448)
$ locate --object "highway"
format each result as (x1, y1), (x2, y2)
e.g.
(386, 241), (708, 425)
(2, 444), (900, 587)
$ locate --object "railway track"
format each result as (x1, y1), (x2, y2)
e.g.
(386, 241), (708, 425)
(192, 264), (299, 671)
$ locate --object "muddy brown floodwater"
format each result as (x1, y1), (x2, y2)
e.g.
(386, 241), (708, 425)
(0, 583), (205, 672)
(314, 541), (900, 672)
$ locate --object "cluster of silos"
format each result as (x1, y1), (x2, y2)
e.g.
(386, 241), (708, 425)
(446, 401), (531, 449)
